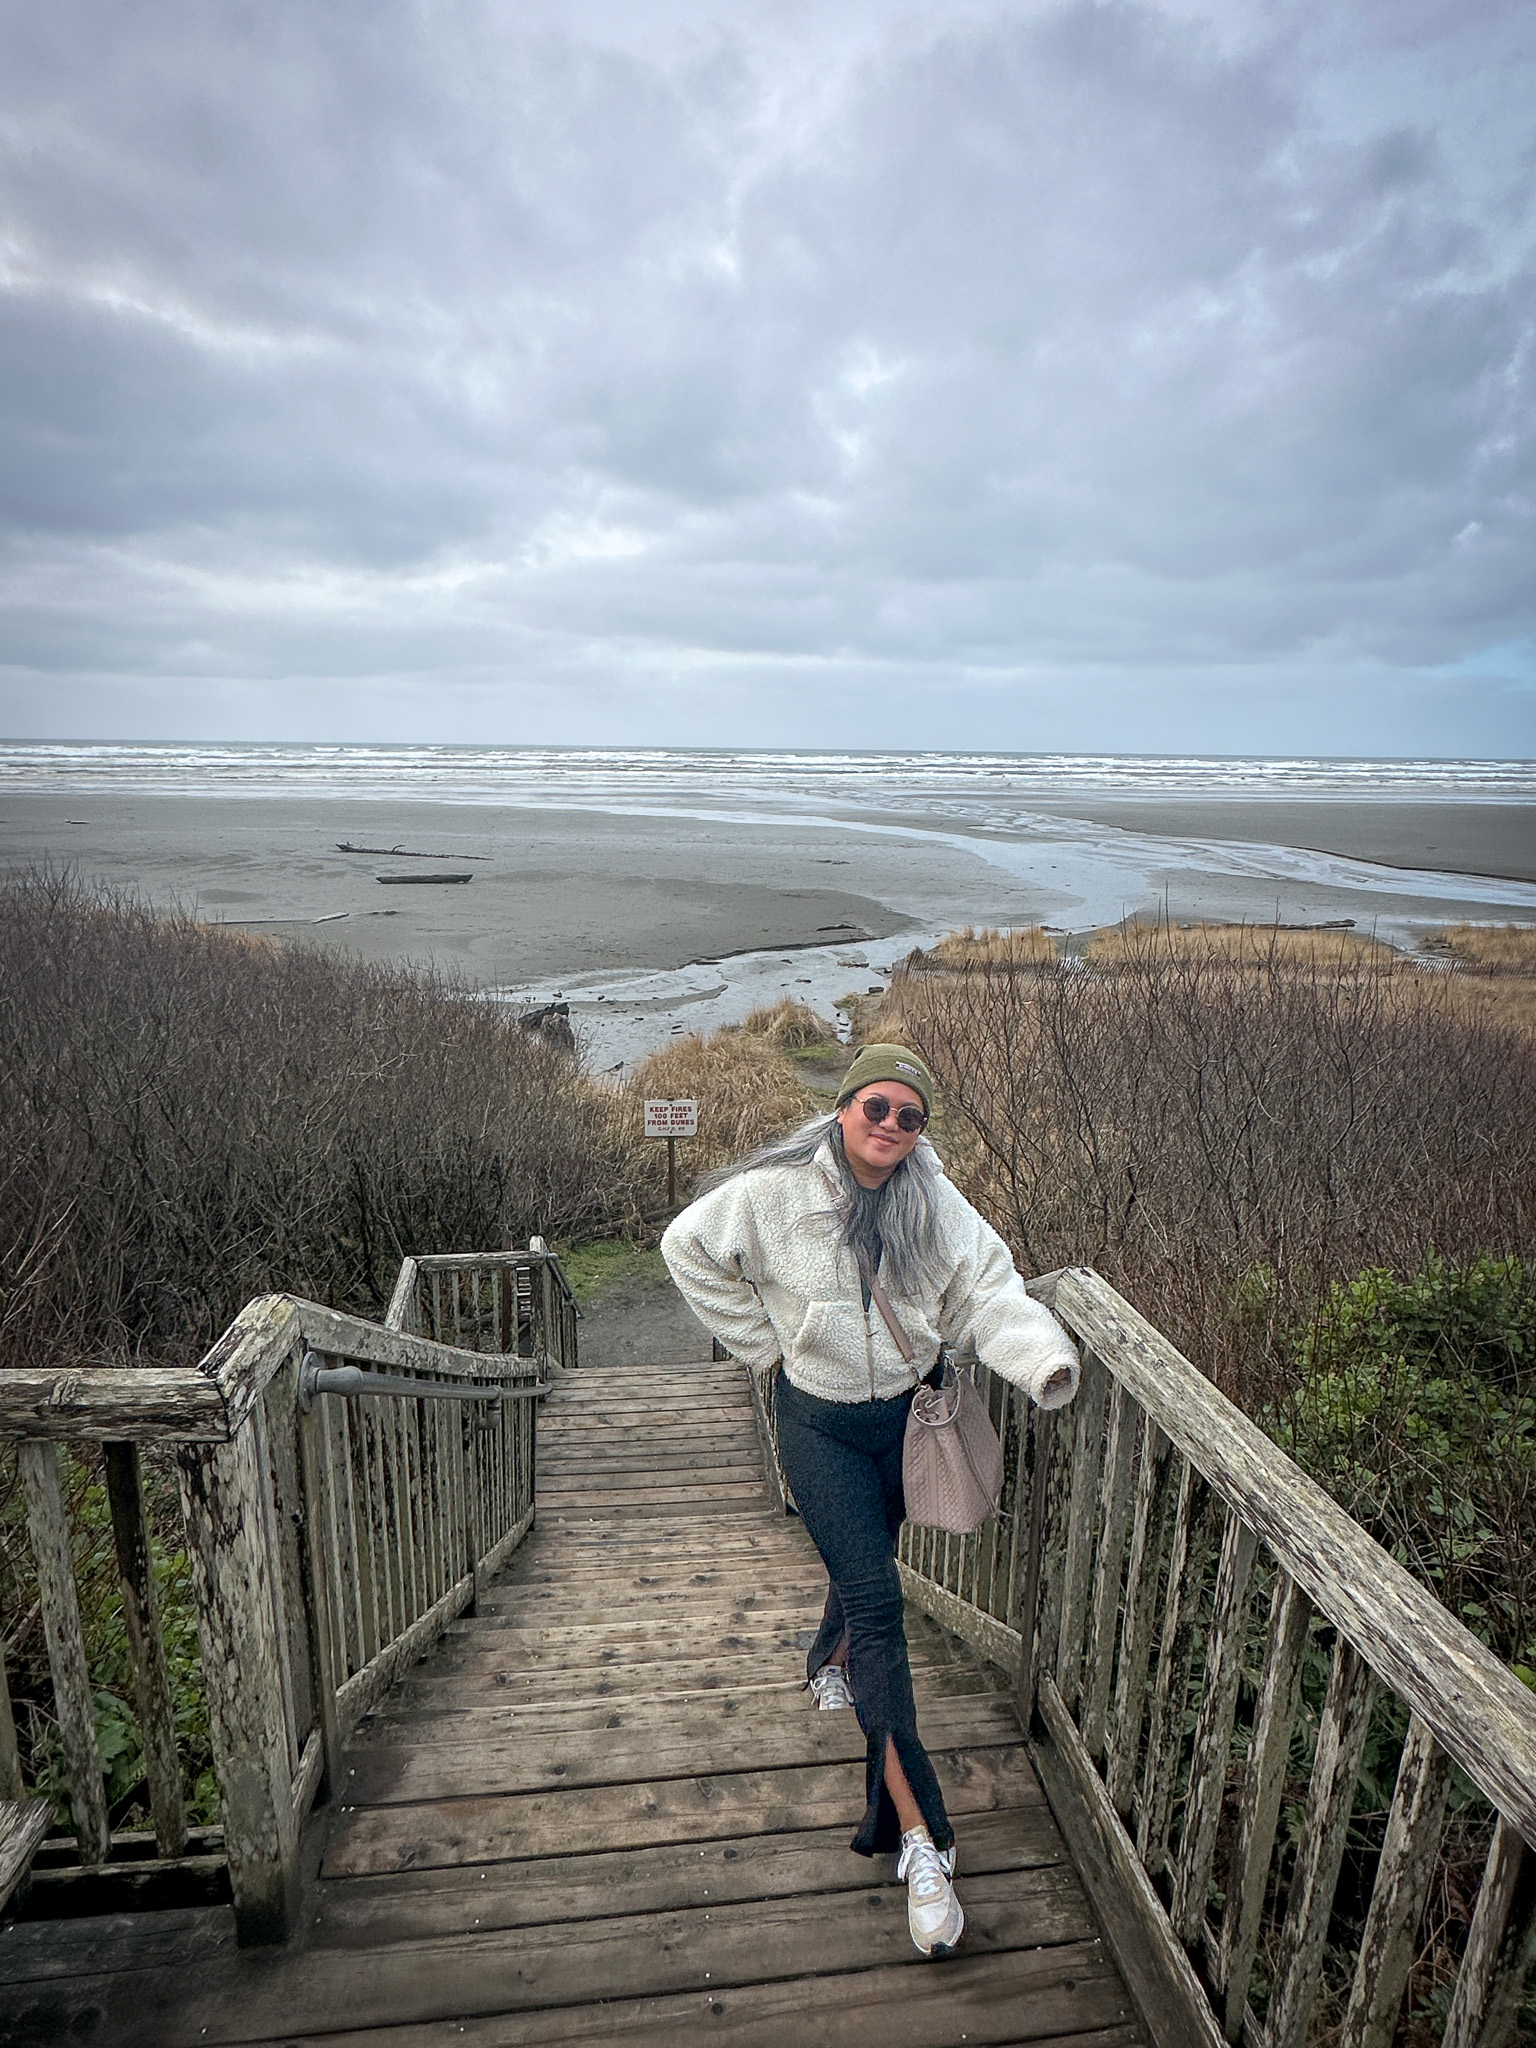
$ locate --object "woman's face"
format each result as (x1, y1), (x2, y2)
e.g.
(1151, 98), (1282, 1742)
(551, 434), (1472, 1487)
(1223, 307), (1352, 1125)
(838, 1080), (927, 1189)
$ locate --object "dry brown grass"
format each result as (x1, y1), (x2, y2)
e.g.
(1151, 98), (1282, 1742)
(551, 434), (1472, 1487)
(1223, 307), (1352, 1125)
(1087, 921), (1399, 970)
(1429, 923), (1536, 973)
(914, 925), (1059, 968)
(727, 997), (841, 1050)
(615, 1028), (815, 1193)
(1455, 977), (1536, 1039)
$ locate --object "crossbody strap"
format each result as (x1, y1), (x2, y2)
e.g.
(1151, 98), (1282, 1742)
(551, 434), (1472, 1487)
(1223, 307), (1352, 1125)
(859, 1256), (922, 1381)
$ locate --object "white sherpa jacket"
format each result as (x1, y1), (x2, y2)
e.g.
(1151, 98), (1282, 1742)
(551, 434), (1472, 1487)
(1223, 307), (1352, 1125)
(661, 1142), (1080, 1408)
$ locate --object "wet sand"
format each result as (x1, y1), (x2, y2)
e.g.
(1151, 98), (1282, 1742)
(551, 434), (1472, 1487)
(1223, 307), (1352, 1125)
(1023, 800), (1536, 886)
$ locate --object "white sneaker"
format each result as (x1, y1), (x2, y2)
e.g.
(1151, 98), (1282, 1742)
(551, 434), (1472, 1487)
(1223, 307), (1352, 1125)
(809, 1663), (855, 1710)
(898, 1828), (963, 1957)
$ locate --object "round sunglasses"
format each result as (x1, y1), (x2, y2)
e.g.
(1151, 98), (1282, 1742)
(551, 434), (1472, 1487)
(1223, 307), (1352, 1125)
(854, 1092), (928, 1134)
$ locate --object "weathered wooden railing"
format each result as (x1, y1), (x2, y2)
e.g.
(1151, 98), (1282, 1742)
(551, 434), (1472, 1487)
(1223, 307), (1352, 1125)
(760, 1267), (1536, 2048)
(389, 1238), (581, 1368)
(0, 1243), (577, 1944)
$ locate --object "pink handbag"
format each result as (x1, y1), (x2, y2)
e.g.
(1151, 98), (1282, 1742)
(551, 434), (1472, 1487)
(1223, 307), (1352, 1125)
(864, 1266), (1005, 1534)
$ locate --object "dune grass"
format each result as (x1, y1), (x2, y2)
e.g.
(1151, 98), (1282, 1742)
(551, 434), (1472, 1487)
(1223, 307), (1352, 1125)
(616, 1026), (817, 1196)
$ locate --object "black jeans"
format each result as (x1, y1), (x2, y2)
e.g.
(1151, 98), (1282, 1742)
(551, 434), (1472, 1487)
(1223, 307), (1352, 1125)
(776, 1368), (952, 1857)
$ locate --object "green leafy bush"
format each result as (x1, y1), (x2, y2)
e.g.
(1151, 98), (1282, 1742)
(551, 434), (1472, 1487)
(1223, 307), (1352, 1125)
(7, 1448), (219, 1832)
(1276, 1255), (1536, 1680)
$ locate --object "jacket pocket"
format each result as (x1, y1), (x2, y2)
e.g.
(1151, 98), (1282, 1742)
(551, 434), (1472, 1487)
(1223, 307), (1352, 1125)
(790, 1299), (869, 1375)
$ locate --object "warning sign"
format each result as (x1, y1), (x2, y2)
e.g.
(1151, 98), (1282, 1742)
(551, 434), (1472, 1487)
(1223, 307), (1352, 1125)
(644, 1098), (699, 1139)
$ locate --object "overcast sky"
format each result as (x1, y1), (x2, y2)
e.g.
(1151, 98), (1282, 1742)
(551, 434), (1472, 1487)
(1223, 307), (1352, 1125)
(1, 0), (1533, 756)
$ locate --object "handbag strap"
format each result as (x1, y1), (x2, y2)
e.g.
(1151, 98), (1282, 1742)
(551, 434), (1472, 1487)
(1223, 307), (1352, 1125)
(860, 1256), (921, 1380)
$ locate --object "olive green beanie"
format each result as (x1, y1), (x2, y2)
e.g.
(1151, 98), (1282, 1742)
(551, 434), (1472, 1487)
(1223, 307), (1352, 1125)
(835, 1043), (936, 1117)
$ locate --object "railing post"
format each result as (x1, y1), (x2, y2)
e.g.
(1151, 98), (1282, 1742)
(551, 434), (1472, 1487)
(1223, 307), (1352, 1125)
(1015, 1400), (1059, 1722)
(0, 1649), (23, 1802)
(295, 1407), (343, 1807)
(1337, 1714), (1451, 2048)
(1442, 1818), (1536, 2048)
(102, 1441), (188, 1857)
(176, 1421), (301, 1946)
(18, 1441), (110, 1866)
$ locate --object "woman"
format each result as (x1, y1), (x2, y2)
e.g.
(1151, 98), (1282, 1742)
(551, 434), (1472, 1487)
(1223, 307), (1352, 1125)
(661, 1043), (1079, 1959)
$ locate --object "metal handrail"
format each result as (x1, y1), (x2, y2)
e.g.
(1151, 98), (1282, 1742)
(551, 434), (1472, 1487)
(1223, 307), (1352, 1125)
(295, 1353), (549, 1412)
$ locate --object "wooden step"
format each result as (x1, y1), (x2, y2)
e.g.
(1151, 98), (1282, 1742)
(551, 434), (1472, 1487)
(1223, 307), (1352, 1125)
(323, 1745), (1045, 1878)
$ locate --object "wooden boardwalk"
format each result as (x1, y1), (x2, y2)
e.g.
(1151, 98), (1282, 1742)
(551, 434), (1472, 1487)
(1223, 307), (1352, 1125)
(1, 1355), (1138, 2048)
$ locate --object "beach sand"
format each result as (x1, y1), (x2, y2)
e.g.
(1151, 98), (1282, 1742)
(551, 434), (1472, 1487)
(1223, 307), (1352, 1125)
(4, 788), (1532, 1066)
(0, 795), (926, 982)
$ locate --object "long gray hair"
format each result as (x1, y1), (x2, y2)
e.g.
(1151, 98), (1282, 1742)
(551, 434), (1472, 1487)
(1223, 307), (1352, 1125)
(697, 1112), (951, 1299)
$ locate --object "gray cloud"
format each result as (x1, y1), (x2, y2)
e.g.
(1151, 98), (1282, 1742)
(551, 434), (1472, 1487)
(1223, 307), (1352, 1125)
(0, 0), (1532, 751)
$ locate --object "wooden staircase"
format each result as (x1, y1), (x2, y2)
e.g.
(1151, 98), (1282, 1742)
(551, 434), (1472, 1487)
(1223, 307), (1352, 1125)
(0, 1353), (1135, 2047)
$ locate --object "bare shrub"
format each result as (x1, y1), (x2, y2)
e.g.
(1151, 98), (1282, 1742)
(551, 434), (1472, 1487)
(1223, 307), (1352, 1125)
(0, 869), (631, 1365)
(885, 921), (1536, 1410)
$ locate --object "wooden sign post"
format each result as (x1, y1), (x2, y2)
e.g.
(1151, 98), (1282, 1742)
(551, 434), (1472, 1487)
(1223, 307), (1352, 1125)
(644, 1098), (699, 1209)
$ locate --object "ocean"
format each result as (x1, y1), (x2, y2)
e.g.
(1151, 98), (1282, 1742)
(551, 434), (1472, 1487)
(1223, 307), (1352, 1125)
(3, 741), (1533, 809)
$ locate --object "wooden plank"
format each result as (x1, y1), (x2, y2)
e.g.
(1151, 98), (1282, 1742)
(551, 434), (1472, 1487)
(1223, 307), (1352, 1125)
(38, 1877), (1117, 2048)
(1218, 1571), (1313, 2038)
(1105, 1423), (1174, 1816)
(1032, 1670), (1225, 2048)
(1042, 1268), (1536, 1844)
(479, 1573), (827, 1609)
(1441, 1816), (1536, 2048)
(308, 1805), (1069, 1945)
(0, 1798), (50, 1911)
(347, 1392), (383, 1667)
(1170, 1510), (1258, 1945)
(538, 1481), (771, 1507)
(384, 1256), (420, 1334)
(522, 1523), (807, 1553)
(1137, 1463), (1214, 1875)
(323, 1396), (365, 1683)
(1017, 1399), (1062, 1717)
(537, 1450), (766, 1476)
(102, 1441), (188, 1856)
(17, 1441), (109, 1866)
(361, 1666), (1004, 1742)
(441, 1608), (822, 1655)
(252, 1392), (306, 1782)
(538, 1500), (783, 1523)
(0, 1368), (228, 1443)
(1056, 1350), (1108, 1711)
(339, 1693), (1024, 1802)
(296, 1409), (342, 1808)
(322, 1745), (1046, 1876)
(1, 1620), (26, 1801)
(396, 1647), (970, 1712)
(175, 1425), (301, 1945)
(1262, 1635), (1377, 2048)
(1081, 1380), (1139, 1759)
(0, 1894), (235, 1984)
(1337, 1714), (1451, 2048)
(291, 1728), (323, 1830)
